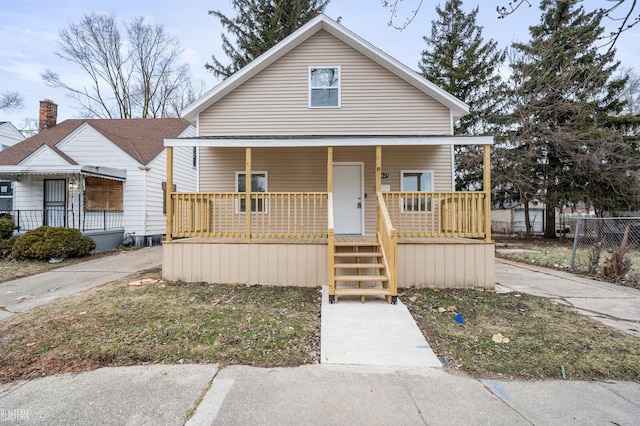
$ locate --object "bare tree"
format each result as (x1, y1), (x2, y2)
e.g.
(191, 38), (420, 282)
(0, 91), (23, 111)
(18, 117), (39, 138)
(383, 0), (638, 50)
(619, 67), (640, 115)
(42, 13), (197, 118)
(497, 0), (639, 52)
(381, 0), (425, 29)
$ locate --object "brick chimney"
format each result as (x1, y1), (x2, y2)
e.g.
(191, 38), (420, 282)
(39, 99), (58, 131)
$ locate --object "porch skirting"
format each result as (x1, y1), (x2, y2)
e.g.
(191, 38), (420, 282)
(162, 241), (328, 286)
(162, 238), (495, 289)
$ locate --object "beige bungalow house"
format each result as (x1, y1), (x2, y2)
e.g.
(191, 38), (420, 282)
(162, 14), (494, 303)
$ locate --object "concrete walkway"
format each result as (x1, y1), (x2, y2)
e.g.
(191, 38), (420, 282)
(320, 286), (442, 367)
(495, 258), (640, 337)
(0, 246), (161, 322)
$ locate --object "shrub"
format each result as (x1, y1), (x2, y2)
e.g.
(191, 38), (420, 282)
(0, 236), (17, 259)
(12, 227), (96, 260)
(0, 217), (15, 240)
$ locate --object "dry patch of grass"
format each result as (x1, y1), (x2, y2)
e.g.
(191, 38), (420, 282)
(496, 237), (640, 289)
(0, 268), (321, 383)
(0, 259), (60, 283)
(405, 289), (640, 381)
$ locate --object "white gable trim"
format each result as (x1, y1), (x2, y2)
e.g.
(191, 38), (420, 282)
(56, 122), (144, 166)
(181, 14), (469, 123)
(18, 144), (73, 166)
(165, 136), (493, 148)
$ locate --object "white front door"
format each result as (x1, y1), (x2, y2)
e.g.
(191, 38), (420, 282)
(333, 164), (363, 234)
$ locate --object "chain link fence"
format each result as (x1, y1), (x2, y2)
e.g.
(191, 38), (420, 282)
(571, 217), (640, 287)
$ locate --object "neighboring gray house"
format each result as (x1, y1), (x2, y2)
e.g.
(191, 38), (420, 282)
(0, 121), (26, 210)
(492, 200), (545, 234)
(0, 121), (25, 150)
(0, 100), (196, 250)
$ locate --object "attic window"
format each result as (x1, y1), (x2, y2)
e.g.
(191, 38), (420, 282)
(309, 66), (340, 108)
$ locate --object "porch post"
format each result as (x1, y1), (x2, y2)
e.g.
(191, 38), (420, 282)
(245, 147), (252, 243)
(327, 146), (335, 298)
(375, 146), (381, 193)
(376, 145), (381, 234)
(483, 144), (492, 243)
(327, 146), (333, 193)
(166, 146), (173, 243)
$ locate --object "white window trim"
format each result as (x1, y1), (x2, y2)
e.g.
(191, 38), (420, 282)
(235, 171), (268, 214)
(308, 65), (341, 109)
(400, 170), (434, 213)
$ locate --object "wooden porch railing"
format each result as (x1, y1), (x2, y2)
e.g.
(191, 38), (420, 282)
(171, 192), (328, 239)
(377, 192), (397, 302)
(382, 191), (486, 238)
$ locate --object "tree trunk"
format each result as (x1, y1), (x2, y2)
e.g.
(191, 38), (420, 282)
(544, 204), (557, 239)
(524, 201), (532, 238)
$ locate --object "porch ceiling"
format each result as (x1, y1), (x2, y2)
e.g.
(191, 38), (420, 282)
(164, 135), (494, 148)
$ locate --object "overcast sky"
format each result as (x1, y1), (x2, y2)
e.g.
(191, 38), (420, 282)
(1, 0), (638, 128)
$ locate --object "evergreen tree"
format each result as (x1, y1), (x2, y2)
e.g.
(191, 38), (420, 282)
(207, 0), (329, 79)
(504, 0), (636, 237)
(418, 0), (506, 191)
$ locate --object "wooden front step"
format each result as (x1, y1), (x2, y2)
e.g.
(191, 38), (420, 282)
(334, 252), (382, 258)
(336, 275), (388, 282)
(334, 288), (392, 297)
(335, 241), (379, 247)
(329, 238), (396, 304)
(335, 263), (384, 269)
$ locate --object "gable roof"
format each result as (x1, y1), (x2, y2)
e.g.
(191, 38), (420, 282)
(0, 118), (191, 166)
(182, 14), (469, 123)
(0, 121), (26, 148)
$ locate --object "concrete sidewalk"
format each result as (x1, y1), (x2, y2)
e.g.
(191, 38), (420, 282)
(0, 246), (161, 321)
(2, 363), (637, 425)
(187, 364), (640, 426)
(0, 364), (217, 425)
(495, 258), (640, 337)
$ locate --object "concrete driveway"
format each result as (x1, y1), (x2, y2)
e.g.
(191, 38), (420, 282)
(495, 258), (640, 337)
(0, 246), (161, 322)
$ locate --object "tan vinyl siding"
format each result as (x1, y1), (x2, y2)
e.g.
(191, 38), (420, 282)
(398, 242), (495, 289)
(162, 240), (494, 288)
(162, 242), (328, 286)
(199, 145), (453, 235)
(199, 30), (451, 136)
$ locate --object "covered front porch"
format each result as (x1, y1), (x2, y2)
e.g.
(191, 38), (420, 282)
(162, 137), (495, 301)
(0, 166), (126, 251)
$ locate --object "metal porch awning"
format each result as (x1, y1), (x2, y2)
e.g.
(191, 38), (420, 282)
(0, 165), (126, 181)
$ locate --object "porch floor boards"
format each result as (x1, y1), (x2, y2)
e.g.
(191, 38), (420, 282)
(168, 235), (486, 245)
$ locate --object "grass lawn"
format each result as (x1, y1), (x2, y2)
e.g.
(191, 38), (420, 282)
(404, 288), (640, 381)
(0, 267), (321, 383)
